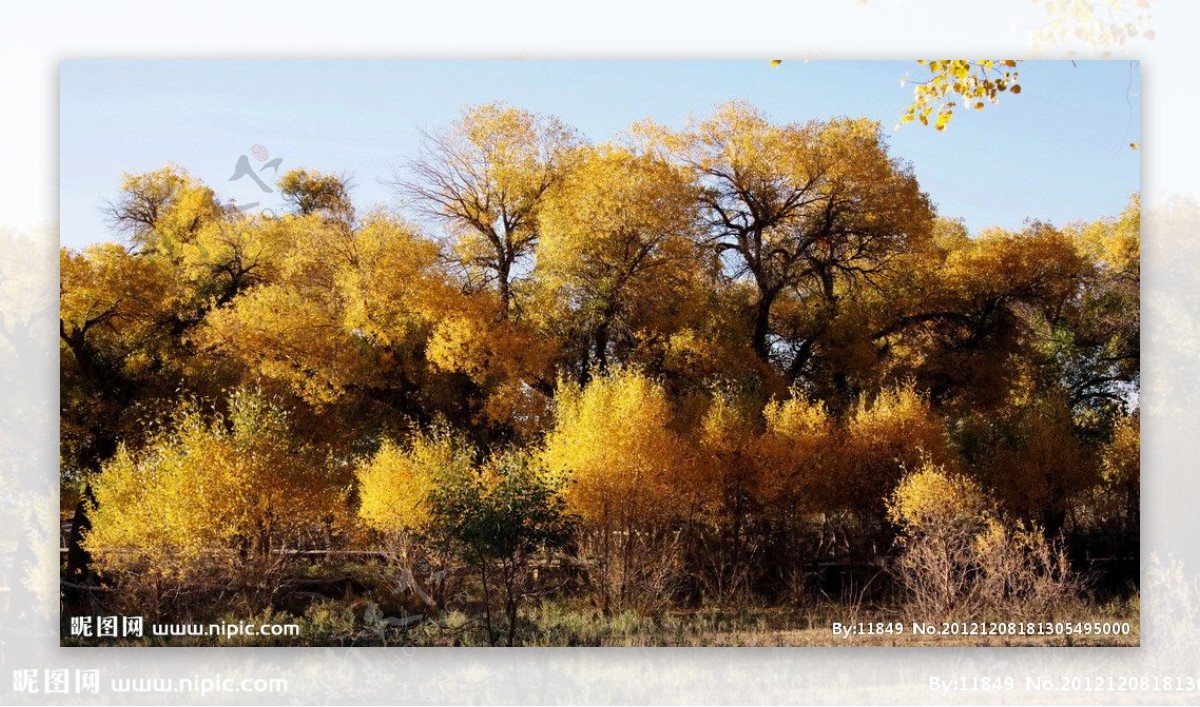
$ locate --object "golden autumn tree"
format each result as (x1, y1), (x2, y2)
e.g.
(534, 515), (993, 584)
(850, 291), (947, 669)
(758, 394), (835, 514)
(356, 430), (473, 536)
(108, 166), (272, 318)
(685, 390), (770, 598)
(840, 384), (953, 517)
(750, 392), (838, 587)
(535, 144), (707, 378)
(1096, 410), (1139, 551)
(538, 368), (690, 611)
(84, 390), (346, 611)
(872, 222), (1090, 413)
(397, 104), (581, 317)
(1102, 411), (1140, 503)
(887, 462), (990, 534)
(1055, 194), (1140, 416)
(60, 243), (183, 470)
(278, 168), (355, 225)
(60, 244), (178, 383)
(885, 461), (992, 616)
(105, 165), (224, 255)
(691, 392), (764, 520)
(425, 294), (558, 440)
(62, 168), (292, 474)
(649, 102), (933, 391)
(539, 368), (686, 528)
(197, 209), (454, 413)
(961, 395), (1098, 534)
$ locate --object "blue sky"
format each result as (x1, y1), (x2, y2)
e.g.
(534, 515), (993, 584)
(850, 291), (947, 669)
(59, 60), (1139, 250)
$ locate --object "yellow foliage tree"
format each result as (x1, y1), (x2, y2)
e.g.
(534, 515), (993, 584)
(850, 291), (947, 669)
(60, 244), (178, 377)
(536, 144), (705, 376)
(963, 396), (1098, 532)
(1097, 410), (1139, 544)
(1059, 195), (1140, 412)
(540, 368), (686, 525)
(652, 102), (933, 382)
(887, 463), (989, 531)
(278, 168), (355, 224)
(1071, 193), (1140, 275)
(106, 165), (224, 254)
(1102, 411), (1140, 492)
(198, 212), (451, 407)
(425, 293), (558, 438)
(538, 368), (689, 610)
(758, 394), (835, 512)
(398, 104), (581, 316)
(842, 384), (952, 514)
(84, 390), (345, 605)
(875, 222), (1090, 414)
(691, 393), (763, 517)
(684, 391), (771, 597)
(356, 430), (474, 535)
(60, 242), (189, 470)
(60, 101), (1141, 628)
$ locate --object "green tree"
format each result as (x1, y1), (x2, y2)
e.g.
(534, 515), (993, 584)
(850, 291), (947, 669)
(428, 451), (574, 646)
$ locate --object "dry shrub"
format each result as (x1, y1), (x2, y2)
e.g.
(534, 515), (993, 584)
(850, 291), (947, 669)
(576, 528), (683, 615)
(92, 549), (291, 621)
(887, 461), (1083, 620)
(680, 521), (771, 607)
(971, 518), (1082, 619)
(361, 531), (452, 613)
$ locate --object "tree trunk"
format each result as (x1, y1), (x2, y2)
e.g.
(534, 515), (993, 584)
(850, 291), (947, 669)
(751, 292), (776, 363)
(479, 559), (497, 646)
(496, 257), (513, 320)
(593, 319), (610, 374)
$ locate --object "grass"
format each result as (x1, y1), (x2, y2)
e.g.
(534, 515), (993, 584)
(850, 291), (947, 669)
(62, 554), (1140, 647)
(63, 595), (1138, 647)
(511, 599), (1139, 647)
